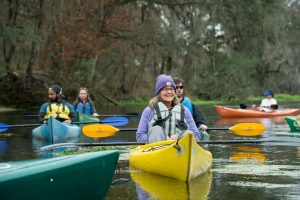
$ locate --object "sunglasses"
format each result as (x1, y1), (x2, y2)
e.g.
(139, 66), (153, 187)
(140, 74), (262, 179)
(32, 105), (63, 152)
(176, 86), (184, 89)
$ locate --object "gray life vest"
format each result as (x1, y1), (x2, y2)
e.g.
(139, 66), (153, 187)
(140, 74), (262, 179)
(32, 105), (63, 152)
(148, 102), (189, 137)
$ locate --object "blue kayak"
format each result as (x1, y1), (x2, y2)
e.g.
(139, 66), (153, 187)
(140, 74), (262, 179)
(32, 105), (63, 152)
(32, 117), (81, 141)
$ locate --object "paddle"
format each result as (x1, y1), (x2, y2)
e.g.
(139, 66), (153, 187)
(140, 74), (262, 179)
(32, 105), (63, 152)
(0, 117), (128, 133)
(23, 113), (140, 119)
(240, 104), (278, 110)
(40, 139), (288, 151)
(81, 123), (266, 138)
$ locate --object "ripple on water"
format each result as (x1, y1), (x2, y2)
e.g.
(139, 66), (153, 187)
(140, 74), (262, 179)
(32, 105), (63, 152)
(228, 181), (295, 189)
(213, 163), (300, 178)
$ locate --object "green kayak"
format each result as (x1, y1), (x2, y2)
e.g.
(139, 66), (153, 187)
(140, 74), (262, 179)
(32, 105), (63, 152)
(285, 117), (300, 132)
(0, 151), (119, 200)
(75, 111), (99, 127)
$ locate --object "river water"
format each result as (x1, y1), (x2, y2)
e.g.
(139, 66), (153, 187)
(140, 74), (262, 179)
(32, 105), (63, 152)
(1, 103), (300, 200)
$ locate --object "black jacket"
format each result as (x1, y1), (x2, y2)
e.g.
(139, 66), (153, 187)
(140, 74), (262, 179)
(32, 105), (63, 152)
(192, 103), (207, 127)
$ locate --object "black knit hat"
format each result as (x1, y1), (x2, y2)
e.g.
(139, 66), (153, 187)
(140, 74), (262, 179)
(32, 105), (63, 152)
(49, 84), (64, 97)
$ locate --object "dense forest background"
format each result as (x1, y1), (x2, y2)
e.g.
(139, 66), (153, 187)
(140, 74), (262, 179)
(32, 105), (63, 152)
(0, 0), (299, 106)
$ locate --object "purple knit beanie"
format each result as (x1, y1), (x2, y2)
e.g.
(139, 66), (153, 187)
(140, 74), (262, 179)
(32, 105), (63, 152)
(155, 74), (176, 95)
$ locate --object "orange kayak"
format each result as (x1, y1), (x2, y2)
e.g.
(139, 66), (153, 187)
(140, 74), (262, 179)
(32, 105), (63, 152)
(214, 105), (300, 118)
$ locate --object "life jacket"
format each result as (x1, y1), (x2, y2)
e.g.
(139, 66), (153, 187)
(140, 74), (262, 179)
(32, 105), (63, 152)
(148, 102), (188, 137)
(74, 101), (93, 115)
(44, 101), (71, 120)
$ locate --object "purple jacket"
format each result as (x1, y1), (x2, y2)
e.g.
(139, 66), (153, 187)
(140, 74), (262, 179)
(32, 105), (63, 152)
(136, 106), (201, 142)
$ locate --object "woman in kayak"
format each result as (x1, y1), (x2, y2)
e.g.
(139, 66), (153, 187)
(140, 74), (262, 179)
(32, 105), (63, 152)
(38, 84), (75, 124)
(136, 74), (201, 143)
(73, 87), (99, 117)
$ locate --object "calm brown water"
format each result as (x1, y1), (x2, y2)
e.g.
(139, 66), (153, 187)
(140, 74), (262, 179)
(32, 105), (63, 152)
(1, 103), (300, 200)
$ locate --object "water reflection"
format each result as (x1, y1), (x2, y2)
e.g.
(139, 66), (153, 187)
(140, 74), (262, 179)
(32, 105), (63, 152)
(0, 141), (8, 152)
(2, 105), (300, 199)
(131, 170), (212, 200)
(230, 146), (266, 164)
(216, 117), (286, 128)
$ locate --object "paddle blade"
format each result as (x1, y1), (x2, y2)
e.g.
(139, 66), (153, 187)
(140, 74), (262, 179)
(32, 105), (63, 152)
(82, 124), (120, 138)
(229, 123), (265, 136)
(101, 117), (128, 126)
(0, 123), (11, 132)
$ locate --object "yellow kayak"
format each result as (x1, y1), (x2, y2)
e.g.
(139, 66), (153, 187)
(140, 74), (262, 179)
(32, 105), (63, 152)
(131, 170), (212, 199)
(129, 133), (212, 181)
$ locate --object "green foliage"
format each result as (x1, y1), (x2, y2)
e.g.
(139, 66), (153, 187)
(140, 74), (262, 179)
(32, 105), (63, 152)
(0, 25), (22, 44)
(118, 98), (149, 106)
(191, 99), (225, 105)
(0, 0), (300, 105)
(74, 59), (94, 83)
(190, 53), (262, 100)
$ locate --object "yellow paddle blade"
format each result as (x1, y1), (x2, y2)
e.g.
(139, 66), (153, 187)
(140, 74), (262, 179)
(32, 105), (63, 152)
(82, 124), (120, 138)
(230, 153), (266, 164)
(229, 123), (265, 136)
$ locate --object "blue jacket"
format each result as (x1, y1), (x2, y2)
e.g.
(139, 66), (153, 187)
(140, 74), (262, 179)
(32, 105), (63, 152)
(73, 100), (97, 115)
(181, 97), (193, 115)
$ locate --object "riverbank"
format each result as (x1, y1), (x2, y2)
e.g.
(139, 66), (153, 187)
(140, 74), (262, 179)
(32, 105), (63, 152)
(1, 93), (300, 108)
(117, 93), (300, 106)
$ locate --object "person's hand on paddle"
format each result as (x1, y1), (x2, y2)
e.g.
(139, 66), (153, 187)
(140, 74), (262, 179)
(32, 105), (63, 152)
(93, 113), (100, 117)
(199, 124), (208, 131)
(63, 119), (72, 124)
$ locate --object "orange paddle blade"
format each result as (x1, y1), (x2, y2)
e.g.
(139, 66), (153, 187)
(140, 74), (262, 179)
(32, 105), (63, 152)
(82, 124), (120, 138)
(229, 123), (265, 136)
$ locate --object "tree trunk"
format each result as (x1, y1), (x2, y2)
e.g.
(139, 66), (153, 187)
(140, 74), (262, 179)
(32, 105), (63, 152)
(25, 41), (38, 88)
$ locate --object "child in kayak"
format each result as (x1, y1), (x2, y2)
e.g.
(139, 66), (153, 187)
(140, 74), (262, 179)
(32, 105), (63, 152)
(73, 87), (99, 117)
(240, 90), (278, 112)
(252, 90), (278, 112)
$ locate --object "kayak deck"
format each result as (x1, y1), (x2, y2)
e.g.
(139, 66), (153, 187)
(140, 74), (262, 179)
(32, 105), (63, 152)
(129, 133), (212, 181)
(285, 117), (300, 132)
(0, 151), (119, 200)
(32, 117), (81, 141)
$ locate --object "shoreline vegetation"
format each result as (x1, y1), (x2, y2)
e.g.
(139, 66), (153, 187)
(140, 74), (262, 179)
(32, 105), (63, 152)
(1, 94), (300, 109)
(117, 93), (300, 106)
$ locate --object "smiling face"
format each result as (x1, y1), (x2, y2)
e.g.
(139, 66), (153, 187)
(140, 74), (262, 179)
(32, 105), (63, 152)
(160, 86), (176, 105)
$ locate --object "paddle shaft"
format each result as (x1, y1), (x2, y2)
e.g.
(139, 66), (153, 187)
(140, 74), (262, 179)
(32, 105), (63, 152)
(0, 121), (125, 129)
(240, 104), (278, 110)
(23, 114), (138, 118)
(40, 139), (286, 151)
(114, 127), (231, 132)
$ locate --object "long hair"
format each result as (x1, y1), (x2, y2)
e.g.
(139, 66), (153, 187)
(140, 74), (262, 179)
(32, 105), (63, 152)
(149, 93), (180, 108)
(76, 87), (92, 102)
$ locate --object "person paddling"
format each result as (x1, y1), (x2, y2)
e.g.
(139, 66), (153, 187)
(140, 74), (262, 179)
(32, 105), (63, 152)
(253, 90), (278, 112)
(173, 77), (208, 131)
(38, 84), (75, 124)
(136, 74), (201, 143)
(73, 87), (99, 117)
